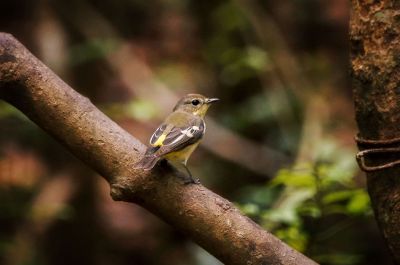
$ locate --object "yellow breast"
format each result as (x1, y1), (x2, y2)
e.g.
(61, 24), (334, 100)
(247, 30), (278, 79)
(164, 142), (200, 165)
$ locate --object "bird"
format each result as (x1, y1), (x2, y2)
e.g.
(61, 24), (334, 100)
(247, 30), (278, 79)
(134, 94), (219, 184)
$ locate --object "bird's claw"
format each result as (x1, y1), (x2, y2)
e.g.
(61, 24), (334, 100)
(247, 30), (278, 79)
(183, 177), (201, 185)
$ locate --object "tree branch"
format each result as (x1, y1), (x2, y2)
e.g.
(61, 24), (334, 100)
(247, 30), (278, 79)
(0, 32), (317, 265)
(351, 1), (400, 263)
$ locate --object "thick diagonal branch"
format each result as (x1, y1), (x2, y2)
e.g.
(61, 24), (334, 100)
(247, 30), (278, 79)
(0, 33), (317, 265)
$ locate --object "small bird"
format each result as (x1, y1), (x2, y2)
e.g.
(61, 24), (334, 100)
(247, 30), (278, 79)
(134, 94), (219, 183)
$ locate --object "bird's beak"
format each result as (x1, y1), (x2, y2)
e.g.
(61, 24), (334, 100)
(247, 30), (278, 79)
(205, 98), (220, 104)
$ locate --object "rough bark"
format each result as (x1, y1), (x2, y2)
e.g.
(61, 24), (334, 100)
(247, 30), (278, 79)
(0, 33), (317, 265)
(351, 0), (400, 263)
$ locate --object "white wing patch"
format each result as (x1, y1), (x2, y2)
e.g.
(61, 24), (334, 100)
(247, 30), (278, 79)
(167, 126), (200, 145)
(182, 126), (200, 137)
(150, 124), (167, 146)
(148, 120), (205, 154)
(168, 133), (185, 145)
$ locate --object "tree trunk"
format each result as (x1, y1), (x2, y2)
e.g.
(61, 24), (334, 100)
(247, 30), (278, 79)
(351, 0), (400, 263)
(0, 33), (318, 265)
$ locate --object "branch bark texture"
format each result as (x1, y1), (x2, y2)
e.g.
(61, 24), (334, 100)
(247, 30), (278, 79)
(0, 33), (317, 265)
(351, 1), (400, 263)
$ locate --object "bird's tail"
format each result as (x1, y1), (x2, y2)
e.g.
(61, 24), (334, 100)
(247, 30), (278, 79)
(134, 147), (161, 170)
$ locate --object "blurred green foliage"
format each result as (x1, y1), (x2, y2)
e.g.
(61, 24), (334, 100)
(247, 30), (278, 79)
(0, 102), (26, 120)
(103, 99), (160, 121)
(205, 2), (270, 86)
(69, 38), (119, 65)
(238, 139), (371, 265)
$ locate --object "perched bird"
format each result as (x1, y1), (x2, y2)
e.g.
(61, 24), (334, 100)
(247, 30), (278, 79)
(134, 94), (219, 183)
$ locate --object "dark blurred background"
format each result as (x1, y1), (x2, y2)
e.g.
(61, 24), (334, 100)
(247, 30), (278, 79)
(0, 0), (394, 265)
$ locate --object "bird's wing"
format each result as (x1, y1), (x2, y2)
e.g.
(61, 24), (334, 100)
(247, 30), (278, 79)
(148, 120), (205, 157)
(150, 124), (168, 146)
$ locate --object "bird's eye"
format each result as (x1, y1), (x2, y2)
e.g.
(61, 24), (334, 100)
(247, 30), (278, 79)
(191, 99), (200, 106)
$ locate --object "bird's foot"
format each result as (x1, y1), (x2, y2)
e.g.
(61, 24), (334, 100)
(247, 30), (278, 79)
(183, 176), (201, 185)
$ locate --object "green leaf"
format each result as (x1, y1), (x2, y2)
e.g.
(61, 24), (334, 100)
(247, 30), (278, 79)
(244, 46), (270, 71)
(298, 204), (321, 218)
(265, 188), (315, 224)
(275, 225), (308, 252)
(347, 191), (370, 214)
(239, 203), (260, 216)
(272, 168), (316, 188)
(126, 99), (159, 121)
(322, 190), (355, 204)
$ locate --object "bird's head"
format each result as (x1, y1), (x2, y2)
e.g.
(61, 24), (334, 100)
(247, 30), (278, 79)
(173, 94), (219, 117)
